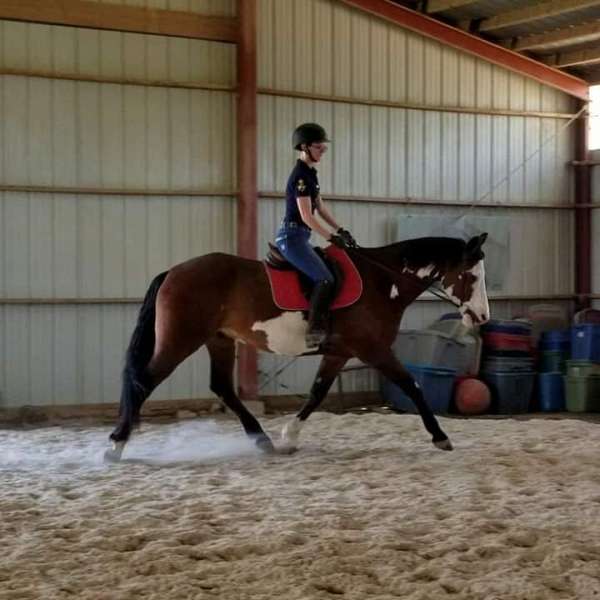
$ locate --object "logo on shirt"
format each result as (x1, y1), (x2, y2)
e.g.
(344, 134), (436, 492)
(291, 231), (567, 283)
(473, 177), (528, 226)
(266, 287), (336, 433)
(296, 179), (306, 193)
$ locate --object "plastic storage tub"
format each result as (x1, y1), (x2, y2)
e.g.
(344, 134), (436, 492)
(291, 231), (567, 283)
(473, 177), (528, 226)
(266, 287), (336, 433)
(481, 320), (532, 336)
(482, 332), (532, 353)
(539, 350), (568, 373)
(565, 375), (600, 412)
(538, 372), (565, 411)
(480, 370), (535, 414)
(539, 330), (571, 352)
(481, 356), (534, 373)
(381, 363), (457, 414)
(571, 324), (600, 362)
(565, 360), (600, 378)
(392, 330), (478, 375)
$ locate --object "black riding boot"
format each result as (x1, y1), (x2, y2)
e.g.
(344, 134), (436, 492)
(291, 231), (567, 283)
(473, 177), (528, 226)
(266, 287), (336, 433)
(306, 280), (335, 348)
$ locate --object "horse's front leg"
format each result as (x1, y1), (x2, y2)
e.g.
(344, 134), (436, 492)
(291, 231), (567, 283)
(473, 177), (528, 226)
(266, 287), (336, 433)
(360, 349), (453, 451)
(280, 354), (347, 451)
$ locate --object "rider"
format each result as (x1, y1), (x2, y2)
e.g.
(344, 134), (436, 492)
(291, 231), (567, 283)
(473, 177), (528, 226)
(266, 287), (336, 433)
(275, 122), (357, 347)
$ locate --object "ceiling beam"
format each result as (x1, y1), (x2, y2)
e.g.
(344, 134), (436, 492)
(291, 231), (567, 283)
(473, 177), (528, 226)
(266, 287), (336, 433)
(426, 0), (479, 13)
(0, 0), (238, 43)
(584, 68), (600, 84)
(542, 46), (600, 67)
(340, 0), (589, 99)
(512, 19), (600, 51)
(480, 0), (600, 33)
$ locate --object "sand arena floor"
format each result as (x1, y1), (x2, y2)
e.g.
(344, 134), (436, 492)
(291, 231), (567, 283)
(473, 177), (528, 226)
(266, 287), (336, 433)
(1, 411), (600, 599)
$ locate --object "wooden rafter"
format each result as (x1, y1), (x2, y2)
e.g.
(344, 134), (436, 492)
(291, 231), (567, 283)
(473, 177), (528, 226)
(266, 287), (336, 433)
(426, 0), (479, 13)
(0, 0), (238, 42)
(480, 0), (600, 33)
(512, 19), (600, 51)
(542, 46), (600, 67)
(584, 67), (600, 84)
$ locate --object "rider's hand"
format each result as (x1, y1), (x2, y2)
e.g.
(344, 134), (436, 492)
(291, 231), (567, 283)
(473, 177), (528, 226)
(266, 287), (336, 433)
(336, 227), (358, 248)
(329, 233), (350, 250)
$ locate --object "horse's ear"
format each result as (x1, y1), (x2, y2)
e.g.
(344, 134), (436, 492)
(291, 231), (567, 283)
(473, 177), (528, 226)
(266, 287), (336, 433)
(466, 232), (488, 255)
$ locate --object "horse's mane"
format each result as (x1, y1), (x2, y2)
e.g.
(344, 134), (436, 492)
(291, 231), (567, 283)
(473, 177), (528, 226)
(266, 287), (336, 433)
(358, 237), (467, 269)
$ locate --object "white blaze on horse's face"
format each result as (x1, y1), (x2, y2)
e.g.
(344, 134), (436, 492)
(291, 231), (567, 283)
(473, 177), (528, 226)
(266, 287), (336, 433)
(251, 311), (312, 355)
(451, 260), (490, 327)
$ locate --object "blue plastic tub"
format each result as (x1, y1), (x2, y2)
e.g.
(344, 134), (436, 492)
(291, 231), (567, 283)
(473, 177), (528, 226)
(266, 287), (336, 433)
(381, 363), (457, 415)
(539, 330), (571, 352)
(481, 320), (532, 336)
(481, 370), (535, 414)
(571, 324), (600, 361)
(538, 372), (566, 411)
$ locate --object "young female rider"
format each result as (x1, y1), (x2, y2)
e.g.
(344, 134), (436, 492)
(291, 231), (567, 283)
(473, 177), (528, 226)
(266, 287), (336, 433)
(275, 123), (357, 347)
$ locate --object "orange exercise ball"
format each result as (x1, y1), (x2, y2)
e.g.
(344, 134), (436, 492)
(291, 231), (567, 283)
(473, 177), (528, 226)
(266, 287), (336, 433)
(455, 378), (491, 415)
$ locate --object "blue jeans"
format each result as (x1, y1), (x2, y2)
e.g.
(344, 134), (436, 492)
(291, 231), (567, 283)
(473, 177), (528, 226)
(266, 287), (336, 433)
(275, 222), (333, 284)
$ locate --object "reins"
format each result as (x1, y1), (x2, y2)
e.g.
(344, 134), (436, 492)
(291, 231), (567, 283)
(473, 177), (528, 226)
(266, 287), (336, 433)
(347, 247), (462, 309)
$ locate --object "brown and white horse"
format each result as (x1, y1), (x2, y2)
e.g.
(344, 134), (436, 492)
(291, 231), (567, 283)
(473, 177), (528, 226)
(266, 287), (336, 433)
(105, 234), (490, 462)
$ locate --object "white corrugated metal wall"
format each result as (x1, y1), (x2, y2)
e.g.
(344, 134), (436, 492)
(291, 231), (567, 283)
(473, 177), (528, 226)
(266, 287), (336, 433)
(256, 0), (578, 395)
(0, 7), (237, 408)
(0, 0), (581, 409)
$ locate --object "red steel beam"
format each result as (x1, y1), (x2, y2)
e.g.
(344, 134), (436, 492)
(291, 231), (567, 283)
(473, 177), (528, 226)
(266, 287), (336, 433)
(236, 0), (258, 400)
(574, 100), (592, 310)
(340, 0), (589, 101)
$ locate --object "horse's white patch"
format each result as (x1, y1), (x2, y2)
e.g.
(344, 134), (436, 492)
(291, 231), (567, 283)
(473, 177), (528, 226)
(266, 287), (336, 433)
(442, 282), (461, 306)
(401, 263), (436, 279)
(281, 417), (303, 448)
(416, 264), (436, 279)
(390, 284), (399, 299)
(464, 260), (490, 323)
(251, 311), (311, 356)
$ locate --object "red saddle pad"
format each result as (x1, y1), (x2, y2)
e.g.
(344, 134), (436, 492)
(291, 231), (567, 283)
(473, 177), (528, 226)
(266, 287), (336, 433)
(264, 245), (363, 311)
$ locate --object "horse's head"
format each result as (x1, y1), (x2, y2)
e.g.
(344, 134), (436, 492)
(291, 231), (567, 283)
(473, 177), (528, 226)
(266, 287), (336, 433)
(440, 233), (490, 327)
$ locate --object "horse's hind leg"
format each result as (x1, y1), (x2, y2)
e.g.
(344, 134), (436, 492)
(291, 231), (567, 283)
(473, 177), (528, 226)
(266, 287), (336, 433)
(105, 344), (200, 462)
(280, 354), (347, 451)
(360, 349), (452, 451)
(206, 335), (275, 453)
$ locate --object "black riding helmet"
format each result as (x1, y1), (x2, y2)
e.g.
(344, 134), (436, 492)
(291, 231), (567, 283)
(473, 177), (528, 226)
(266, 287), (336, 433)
(292, 123), (330, 150)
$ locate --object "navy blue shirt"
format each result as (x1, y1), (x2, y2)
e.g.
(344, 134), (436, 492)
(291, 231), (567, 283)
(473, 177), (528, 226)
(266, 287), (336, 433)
(284, 159), (320, 227)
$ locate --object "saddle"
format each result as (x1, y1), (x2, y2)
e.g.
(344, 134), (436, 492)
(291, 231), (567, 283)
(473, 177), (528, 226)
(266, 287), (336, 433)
(263, 243), (363, 311)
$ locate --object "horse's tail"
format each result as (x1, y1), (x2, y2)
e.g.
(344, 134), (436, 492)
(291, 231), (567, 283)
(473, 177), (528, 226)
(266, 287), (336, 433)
(110, 271), (169, 443)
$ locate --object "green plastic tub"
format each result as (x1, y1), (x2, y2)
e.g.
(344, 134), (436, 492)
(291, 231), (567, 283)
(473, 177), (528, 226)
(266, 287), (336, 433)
(565, 374), (600, 412)
(565, 360), (600, 378)
(539, 350), (568, 373)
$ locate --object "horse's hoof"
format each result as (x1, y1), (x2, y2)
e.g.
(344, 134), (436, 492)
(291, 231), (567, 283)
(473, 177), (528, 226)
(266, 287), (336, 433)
(433, 438), (453, 451)
(103, 442), (125, 463)
(277, 444), (299, 455)
(255, 435), (276, 454)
